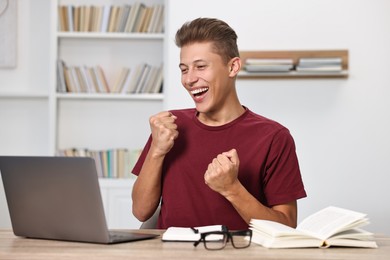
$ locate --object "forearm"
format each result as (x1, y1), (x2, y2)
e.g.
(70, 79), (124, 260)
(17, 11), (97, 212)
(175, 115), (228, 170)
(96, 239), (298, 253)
(132, 150), (165, 222)
(222, 181), (298, 228)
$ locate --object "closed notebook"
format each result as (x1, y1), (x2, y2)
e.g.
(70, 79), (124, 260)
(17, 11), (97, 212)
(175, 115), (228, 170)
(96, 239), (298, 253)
(162, 225), (224, 242)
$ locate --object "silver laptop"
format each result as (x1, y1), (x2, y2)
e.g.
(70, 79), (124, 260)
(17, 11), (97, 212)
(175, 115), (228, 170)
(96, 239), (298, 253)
(0, 156), (158, 244)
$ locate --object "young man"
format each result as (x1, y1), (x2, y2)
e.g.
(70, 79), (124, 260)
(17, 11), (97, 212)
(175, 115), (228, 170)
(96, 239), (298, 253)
(132, 18), (306, 230)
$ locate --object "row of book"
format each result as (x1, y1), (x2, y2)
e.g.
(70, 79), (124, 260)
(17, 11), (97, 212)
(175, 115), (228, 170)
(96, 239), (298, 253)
(296, 57), (343, 72)
(57, 60), (163, 94)
(243, 57), (343, 73)
(58, 3), (164, 33)
(57, 148), (142, 179)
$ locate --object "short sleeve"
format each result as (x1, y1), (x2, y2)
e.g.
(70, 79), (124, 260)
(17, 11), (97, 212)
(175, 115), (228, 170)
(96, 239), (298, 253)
(262, 128), (307, 206)
(132, 135), (152, 176)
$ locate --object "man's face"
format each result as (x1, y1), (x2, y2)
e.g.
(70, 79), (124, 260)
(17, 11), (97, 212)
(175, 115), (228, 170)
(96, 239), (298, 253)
(179, 42), (233, 114)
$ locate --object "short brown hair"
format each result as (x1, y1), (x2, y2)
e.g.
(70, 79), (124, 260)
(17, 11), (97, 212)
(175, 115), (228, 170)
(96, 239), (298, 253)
(175, 18), (239, 64)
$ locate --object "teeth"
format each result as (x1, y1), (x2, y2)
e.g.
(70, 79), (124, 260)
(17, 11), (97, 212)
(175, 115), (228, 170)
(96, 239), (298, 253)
(191, 88), (208, 95)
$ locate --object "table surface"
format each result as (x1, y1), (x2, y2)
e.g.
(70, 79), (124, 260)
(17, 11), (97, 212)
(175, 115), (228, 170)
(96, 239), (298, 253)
(1, 229), (389, 260)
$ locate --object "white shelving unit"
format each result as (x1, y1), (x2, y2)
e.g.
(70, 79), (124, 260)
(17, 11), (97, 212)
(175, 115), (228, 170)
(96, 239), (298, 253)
(99, 178), (142, 229)
(51, 0), (165, 154)
(49, 0), (165, 228)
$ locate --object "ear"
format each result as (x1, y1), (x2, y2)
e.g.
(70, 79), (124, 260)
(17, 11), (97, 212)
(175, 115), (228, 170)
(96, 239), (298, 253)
(228, 57), (242, 77)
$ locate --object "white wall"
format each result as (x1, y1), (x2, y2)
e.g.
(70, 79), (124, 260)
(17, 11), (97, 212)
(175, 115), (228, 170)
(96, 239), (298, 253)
(1, 0), (389, 234)
(165, 0), (390, 234)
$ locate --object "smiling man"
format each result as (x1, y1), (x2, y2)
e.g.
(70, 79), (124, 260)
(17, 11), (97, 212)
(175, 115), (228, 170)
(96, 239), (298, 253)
(131, 18), (306, 230)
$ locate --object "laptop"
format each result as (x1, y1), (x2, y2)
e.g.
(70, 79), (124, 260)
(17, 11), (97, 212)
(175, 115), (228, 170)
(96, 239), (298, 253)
(0, 156), (158, 244)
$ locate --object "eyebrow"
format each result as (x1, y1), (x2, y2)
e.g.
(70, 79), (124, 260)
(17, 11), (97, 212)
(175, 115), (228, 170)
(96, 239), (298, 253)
(179, 59), (207, 68)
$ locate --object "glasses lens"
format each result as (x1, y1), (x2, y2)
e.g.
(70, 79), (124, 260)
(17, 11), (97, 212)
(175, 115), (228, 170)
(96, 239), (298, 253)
(204, 233), (227, 250)
(231, 230), (252, 248)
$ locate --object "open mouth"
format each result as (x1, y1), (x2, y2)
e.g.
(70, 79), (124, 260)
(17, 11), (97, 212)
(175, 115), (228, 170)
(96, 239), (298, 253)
(191, 87), (209, 98)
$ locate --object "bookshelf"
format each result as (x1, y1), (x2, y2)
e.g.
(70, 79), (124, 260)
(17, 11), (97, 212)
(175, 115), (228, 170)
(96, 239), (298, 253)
(47, 0), (166, 229)
(238, 50), (349, 79)
(51, 0), (165, 156)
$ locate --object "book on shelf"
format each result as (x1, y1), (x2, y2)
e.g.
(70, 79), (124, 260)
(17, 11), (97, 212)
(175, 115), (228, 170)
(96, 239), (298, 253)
(107, 6), (119, 32)
(121, 63), (147, 93)
(162, 225), (225, 242)
(244, 58), (294, 73)
(155, 6), (165, 33)
(147, 5), (159, 33)
(56, 60), (67, 93)
(90, 6), (101, 32)
(63, 67), (75, 92)
(250, 206), (377, 249)
(67, 5), (74, 32)
(69, 67), (81, 92)
(57, 148), (142, 179)
(142, 66), (161, 93)
(296, 57), (343, 73)
(57, 60), (163, 94)
(124, 2), (142, 32)
(134, 64), (152, 93)
(245, 64), (293, 73)
(94, 66), (110, 93)
(133, 4), (147, 33)
(295, 65), (343, 73)
(116, 5), (131, 32)
(121, 63), (163, 94)
(100, 5), (111, 32)
(111, 67), (131, 93)
(73, 6), (79, 32)
(139, 7), (153, 33)
(58, 6), (65, 31)
(298, 57), (343, 66)
(58, 3), (164, 33)
(245, 58), (294, 65)
(151, 65), (164, 93)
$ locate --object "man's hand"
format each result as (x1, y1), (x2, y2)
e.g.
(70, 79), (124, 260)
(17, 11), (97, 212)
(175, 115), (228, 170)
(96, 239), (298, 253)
(149, 111), (179, 158)
(204, 148), (240, 195)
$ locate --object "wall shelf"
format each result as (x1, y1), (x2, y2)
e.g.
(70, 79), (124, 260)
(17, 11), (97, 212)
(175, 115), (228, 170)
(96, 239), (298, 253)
(57, 32), (164, 40)
(238, 50), (349, 79)
(0, 92), (49, 99)
(56, 93), (164, 100)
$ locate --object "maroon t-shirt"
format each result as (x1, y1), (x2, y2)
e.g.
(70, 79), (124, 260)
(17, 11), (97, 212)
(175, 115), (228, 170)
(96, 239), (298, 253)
(132, 108), (306, 230)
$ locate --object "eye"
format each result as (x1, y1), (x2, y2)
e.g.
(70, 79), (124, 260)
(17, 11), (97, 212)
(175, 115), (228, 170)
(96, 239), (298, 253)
(197, 65), (206, 70)
(180, 67), (188, 74)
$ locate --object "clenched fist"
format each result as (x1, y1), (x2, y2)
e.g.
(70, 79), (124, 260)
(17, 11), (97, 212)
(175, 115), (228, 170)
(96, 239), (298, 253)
(204, 149), (240, 194)
(149, 111), (179, 157)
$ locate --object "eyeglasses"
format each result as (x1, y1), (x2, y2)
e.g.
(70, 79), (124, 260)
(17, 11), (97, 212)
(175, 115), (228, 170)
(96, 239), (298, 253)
(193, 226), (252, 250)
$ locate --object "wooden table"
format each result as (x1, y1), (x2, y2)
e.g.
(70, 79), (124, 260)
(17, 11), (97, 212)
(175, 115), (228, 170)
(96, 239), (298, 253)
(1, 229), (389, 259)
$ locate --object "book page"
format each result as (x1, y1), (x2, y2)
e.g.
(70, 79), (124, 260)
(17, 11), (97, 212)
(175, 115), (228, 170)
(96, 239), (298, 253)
(297, 206), (367, 240)
(250, 219), (309, 238)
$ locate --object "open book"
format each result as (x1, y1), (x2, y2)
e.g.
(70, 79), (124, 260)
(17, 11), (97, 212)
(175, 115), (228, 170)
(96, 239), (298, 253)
(250, 206), (378, 248)
(162, 225), (224, 242)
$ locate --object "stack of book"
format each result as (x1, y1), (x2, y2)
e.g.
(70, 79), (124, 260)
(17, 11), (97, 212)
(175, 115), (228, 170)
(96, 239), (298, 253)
(57, 148), (142, 179)
(295, 57), (343, 73)
(57, 60), (163, 94)
(58, 3), (164, 33)
(244, 58), (294, 73)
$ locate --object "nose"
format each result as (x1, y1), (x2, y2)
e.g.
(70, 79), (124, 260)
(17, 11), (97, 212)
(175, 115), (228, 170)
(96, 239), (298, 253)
(184, 69), (198, 86)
